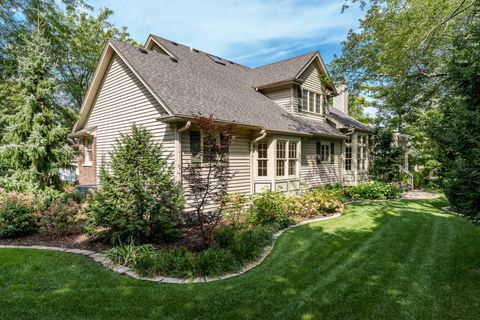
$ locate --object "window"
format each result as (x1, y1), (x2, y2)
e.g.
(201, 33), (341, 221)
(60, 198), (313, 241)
(302, 89), (308, 111)
(301, 88), (324, 115)
(330, 142), (335, 163)
(357, 134), (368, 171)
(308, 91), (315, 112)
(315, 93), (321, 114)
(84, 137), (93, 166)
(288, 141), (298, 176)
(276, 141), (286, 176)
(316, 141), (332, 164)
(190, 131), (201, 163)
(345, 147), (352, 171)
(257, 142), (268, 177)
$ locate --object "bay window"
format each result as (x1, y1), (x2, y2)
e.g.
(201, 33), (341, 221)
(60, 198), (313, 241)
(275, 140), (299, 177)
(357, 134), (367, 171)
(288, 141), (298, 176)
(276, 141), (286, 176)
(257, 142), (268, 177)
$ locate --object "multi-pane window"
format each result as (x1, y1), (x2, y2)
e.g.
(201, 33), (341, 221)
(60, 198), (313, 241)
(302, 89), (308, 111)
(308, 91), (315, 112)
(84, 137), (93, 166)
(316, 141), (334, 164)
(288, 141), (298, 175)
(276, 141), (286, 176)
(315, 93), (321, 114)
(345, 147), (352, 171)
(257, 142), (268, 177)
(301, 88), (325, 115)
(275, 140), (299, 177)
(345, 134), (353, 171)
(357, 134), (368, 171)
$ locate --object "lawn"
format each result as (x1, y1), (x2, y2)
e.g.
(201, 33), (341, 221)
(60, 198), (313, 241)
(1, 198), (479, 320)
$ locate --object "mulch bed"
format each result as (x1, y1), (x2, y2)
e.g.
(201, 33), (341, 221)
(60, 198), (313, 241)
(0, 233), (112, 252)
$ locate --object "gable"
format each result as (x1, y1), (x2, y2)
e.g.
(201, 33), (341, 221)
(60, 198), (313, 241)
(299, 60), (326, 93)
(73, 42), (172, 133)
(85, 54), (168, 129)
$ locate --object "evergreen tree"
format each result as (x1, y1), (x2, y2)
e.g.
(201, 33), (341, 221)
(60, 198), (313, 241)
(0, 23), (76, 191)
(434, 3), (480, 219)
(88, 125), (184, 244)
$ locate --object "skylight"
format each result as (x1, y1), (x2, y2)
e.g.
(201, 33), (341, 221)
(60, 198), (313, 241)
(207, 54), (225, 65)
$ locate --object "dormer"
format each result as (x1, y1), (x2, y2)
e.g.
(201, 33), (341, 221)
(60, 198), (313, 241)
(252, 51), (337, 117)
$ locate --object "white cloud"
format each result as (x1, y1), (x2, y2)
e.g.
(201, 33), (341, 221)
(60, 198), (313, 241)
(90, 0), (363, 65)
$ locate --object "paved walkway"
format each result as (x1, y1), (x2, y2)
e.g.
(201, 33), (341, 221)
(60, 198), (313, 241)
(402, 190), (439, 200)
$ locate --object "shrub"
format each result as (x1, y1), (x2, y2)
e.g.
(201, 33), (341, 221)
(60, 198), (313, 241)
(221, 193), (250, 228)
(38, 198), (83, 236)
(285, 188), (343, 218)
(249, 191), (289, 226)
(87, 125), (184, 244)
(344, 181), (401, 200)
(111, 225), (274, 278)
(0, 192), (38, 238)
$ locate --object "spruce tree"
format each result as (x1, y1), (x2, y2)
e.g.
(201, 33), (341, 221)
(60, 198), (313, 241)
(0, 23), (76, 191)
(88, 125), (184, 243)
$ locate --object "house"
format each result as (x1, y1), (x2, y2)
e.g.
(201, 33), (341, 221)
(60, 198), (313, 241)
(71, 34), (373, 198)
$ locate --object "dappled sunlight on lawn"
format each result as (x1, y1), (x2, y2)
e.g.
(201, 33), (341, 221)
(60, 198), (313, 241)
(1, 198), (479, 320)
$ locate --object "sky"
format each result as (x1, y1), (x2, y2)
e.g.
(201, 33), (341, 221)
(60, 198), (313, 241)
(89, 0), (365, 68)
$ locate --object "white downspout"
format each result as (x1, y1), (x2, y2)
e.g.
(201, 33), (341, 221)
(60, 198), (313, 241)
(250, 129), (267, 194)
(175, 121), (191, 183)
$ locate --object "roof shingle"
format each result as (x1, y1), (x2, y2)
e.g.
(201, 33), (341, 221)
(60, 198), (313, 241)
(112, 38), (346, 138)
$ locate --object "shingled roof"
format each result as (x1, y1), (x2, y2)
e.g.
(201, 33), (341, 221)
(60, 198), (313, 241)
(327, 108), (373, 132)
(109, 38), (345, 138)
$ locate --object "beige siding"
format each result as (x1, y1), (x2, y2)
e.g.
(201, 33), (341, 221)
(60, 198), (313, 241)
(301, 138), (342, 187)
(85, 54), (174, 178)
(181, 128), (252, 209)
(293, 62), (327, 119)
(299, 62), (322, 93)
(262, 87), (292, 113)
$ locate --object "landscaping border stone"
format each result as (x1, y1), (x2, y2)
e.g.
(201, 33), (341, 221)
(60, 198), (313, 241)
(0, 212), (342, 284)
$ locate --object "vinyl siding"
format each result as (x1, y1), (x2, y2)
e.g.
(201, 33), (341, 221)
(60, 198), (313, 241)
(181, 128), (252, 209)
(301, 138), (342, 187)
(262, 87), (292, 113)
(294, 62), (327, 119)
(84, 54), (174, 179)
(299, 62), (322, 93)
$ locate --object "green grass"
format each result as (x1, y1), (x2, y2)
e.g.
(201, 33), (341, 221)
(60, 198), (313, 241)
(1, 198), (480, 319)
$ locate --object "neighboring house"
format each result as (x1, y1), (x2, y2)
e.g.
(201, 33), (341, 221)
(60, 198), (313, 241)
(71, 34), (373, 199)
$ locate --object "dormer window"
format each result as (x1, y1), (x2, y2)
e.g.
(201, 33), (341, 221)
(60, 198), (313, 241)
(301, 88), (324, 115)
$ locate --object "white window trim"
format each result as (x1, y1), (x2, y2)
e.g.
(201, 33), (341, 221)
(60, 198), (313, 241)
(83, 137), (93, 167)
(275, 139), (300, 179)
(301, 88), (326, 116)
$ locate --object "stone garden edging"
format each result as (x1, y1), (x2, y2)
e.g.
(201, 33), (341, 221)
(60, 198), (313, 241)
(0, 212), (343, 284)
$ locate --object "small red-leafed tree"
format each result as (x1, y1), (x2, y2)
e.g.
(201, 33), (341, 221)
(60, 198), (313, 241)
(182, 115), (236, 246)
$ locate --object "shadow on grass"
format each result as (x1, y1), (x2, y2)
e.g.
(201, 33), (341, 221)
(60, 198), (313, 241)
(1, 199), (479, 320)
